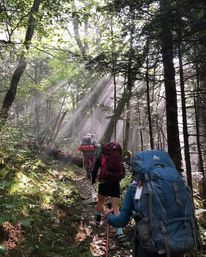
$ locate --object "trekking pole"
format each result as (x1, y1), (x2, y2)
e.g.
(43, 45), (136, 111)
(106, 222), (110, 257)
(105, 200), (112, 257)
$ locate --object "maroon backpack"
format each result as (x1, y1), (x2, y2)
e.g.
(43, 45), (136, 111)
(98, 142), (125, 182)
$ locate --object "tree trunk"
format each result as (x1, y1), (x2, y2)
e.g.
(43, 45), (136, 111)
(35, 95), (41, 140)
(0, 57), (26, 121)
(0, 0), (41, 122)
(110, 16), (117, 142)
(146, 41), (154, 149)
(122, 15), (135, 150)
(137, 102), (144, 151)
(159, 0), (182, 170)
(51, 111), (68, 145)
(195, 64), (205, 177)
(194, 62), (206, 206)
(123, 107), (130, 150)
(45, 99), (52, 125)
(113, 73), (117, 141)
(66, 77), (112, 139)
(178, 46), (193, 189)
(194, 37), (206, 205)
(48, 85), (69, 146)
(123, 60), (133, 150)
(71, 0), (88, 55)
(100, 88), (129, 144)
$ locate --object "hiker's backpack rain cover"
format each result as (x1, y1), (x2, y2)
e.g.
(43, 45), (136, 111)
(98, 142), (125, 182)
(131, 149), (198, 256)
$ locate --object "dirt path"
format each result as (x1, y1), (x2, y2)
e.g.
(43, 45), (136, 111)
(73, 168), (133, 257)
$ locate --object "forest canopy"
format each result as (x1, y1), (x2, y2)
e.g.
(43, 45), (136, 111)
(0, 0), (206, 255)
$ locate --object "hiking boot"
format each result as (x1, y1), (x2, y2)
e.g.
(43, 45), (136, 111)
(95, 214), (101, 226)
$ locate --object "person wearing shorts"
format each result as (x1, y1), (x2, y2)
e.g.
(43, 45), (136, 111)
(91, 153), (125, 241)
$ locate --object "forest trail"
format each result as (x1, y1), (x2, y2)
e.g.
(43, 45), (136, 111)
(73, 168), (133, 257)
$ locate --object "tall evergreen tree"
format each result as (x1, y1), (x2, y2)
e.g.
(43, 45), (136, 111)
(159, 0), (182, 170)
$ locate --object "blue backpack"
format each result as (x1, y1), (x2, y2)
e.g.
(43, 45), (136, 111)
(130, 149), (198, 256)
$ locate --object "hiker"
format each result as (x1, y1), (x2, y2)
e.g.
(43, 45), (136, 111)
(123, 149), (132, 170)
(91, 142), (126, 242)
(103, 149), (198, 257)
(78, 134), (98, 178)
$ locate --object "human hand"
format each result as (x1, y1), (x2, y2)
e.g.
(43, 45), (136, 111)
(103, 207), (113, 219)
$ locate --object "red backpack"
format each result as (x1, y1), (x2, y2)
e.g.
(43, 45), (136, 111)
(98, 142), (125, 182)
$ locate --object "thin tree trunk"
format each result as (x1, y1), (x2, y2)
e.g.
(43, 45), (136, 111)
(71, 0), (87, 55)
(110, 16), (117, 142)
(136, 102), (144, 151)
(113, 73), (117, 141)
(45, 99), (52, 124)
(35, 96), (41, 140)
(194, 95), (206, 206)
(51, 111), (68, 145)
(66, 77), (112, 139)
(146, 41), (154, 149)
(194, 97), (204, 176)
(123, 105), (130, 151)
(194, 63), (206, 206)
(123, 13), (135, 150)
(195, 65), (205, 177)
(123, 80), (132, 150)
(0, 0), (41, 122)
(0, 57), (27, 121)
(178, 46), (193, 189)
(48, 85), (69, 145)
(100, 88), (129, 144)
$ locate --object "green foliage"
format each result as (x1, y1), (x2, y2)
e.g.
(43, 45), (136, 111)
(0, 0), (206, 255)
(119, 169), (132, 205)
(0, 127), (90, 257)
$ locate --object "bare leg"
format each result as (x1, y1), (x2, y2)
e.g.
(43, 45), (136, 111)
(95, 194), (106, 225)
(96, 194), (106, 212)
